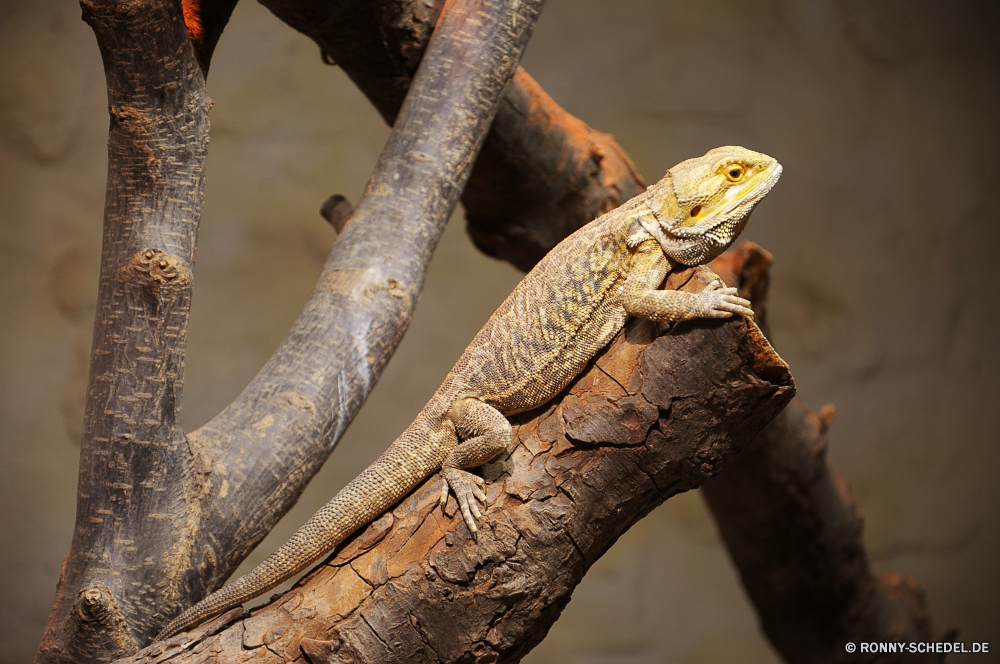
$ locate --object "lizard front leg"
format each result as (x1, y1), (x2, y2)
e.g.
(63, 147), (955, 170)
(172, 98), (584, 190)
(440, 397), (511, 539)
(622, 247), (753, 322)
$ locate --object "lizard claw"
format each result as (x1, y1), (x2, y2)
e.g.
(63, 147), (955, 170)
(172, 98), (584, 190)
(696, 280), (754, 320)
(441, 468), (488, 540)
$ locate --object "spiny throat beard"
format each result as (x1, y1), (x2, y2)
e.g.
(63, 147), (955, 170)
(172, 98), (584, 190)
(664, 213), (748, 266)
(705, 212), (749, 246)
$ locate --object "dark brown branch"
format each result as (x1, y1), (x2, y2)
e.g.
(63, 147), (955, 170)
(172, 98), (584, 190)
(257, 0), (647, 270)
(463, 68), (646, 270)
(118, 268), (795, 664)
(703, 400), (947, 664)
(36, 1), (211, 662)
(703, 244), (949, 663)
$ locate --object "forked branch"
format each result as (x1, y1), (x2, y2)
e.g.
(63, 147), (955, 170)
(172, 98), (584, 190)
(38, 1), (544, 661)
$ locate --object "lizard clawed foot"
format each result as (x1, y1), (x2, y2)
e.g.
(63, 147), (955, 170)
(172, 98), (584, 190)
(440, 468), (487, 540)
(695, 279), (754, 320)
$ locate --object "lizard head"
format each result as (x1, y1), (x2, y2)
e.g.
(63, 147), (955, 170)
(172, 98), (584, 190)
(643, 146), (782, 265)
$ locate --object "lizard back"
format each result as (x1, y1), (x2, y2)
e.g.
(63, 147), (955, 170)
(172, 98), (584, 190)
(443, 204), (646, 415)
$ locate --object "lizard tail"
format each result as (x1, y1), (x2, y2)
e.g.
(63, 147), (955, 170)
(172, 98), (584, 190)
(156, 425), (440, 641)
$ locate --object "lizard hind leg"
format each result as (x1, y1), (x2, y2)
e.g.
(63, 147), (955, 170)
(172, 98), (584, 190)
(440, 398), (512, 540)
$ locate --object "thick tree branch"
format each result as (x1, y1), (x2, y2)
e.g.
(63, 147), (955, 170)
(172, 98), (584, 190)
(37, 1), (211, 662)
(257, 0), (647, 270)
(703, 244), (948, 663)
(118, 267), (795, 664)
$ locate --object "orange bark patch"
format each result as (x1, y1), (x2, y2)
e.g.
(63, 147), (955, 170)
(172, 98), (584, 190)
(181, 0), (204, 48)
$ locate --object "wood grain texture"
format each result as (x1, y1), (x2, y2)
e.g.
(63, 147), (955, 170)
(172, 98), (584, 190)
(119, 267), (794, 663)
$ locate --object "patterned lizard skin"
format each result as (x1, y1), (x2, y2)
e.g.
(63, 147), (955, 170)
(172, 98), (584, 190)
(157, 145), (782, 640)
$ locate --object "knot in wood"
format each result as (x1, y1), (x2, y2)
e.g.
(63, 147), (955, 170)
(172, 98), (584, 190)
(75, 586), (115, 622)
(67, 585), (137, 658)
(121, 248), (191, 289)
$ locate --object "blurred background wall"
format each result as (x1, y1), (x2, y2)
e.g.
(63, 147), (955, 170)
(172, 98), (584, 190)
(1, 1), (997, 662)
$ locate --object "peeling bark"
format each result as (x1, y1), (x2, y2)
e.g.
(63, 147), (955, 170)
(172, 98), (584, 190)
(257, 0), (647, 270)
(704, 244), (949, 663)
(117, 267), (795, 664)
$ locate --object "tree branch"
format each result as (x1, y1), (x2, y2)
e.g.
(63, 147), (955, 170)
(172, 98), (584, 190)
(177, 0), (546, 643)
(39, 1), (544, 661)
(703, 244), (950, 663)
(118, 267), (795, 664)
(36, 1), (211, 661)
(257, 0), (647, 270)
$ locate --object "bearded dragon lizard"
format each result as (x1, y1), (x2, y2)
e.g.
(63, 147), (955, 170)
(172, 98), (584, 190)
(157, 145), (782, 640)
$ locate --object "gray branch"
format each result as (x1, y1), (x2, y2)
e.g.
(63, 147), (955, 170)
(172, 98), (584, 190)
(37, 0), (545, 661)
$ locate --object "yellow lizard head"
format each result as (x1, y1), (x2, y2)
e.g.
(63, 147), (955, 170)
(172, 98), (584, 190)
(642, 146), (782, 265)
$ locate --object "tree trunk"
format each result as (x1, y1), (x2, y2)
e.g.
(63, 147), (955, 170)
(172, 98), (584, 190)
(35, 1), (211, 660)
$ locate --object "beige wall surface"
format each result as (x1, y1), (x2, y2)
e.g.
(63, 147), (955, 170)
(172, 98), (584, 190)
(1, 1), (997, 662)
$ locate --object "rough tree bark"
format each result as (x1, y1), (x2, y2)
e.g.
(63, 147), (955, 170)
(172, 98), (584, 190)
(117, 267), (796, 664)
(35, 1), (212, 661)
(255, 0), (647, 270)
(38, 0), (545, 661)
(703, 245), (950, 664)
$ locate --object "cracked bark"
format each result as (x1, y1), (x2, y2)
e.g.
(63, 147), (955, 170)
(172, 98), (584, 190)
(704, 244), (949, 664)
(256, 0), (646, 271)
(117, 266), (795, 664)
(38, 0), (544, 661)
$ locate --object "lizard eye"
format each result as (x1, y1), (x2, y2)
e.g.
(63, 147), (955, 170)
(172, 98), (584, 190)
(725, 164), (745, 182)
